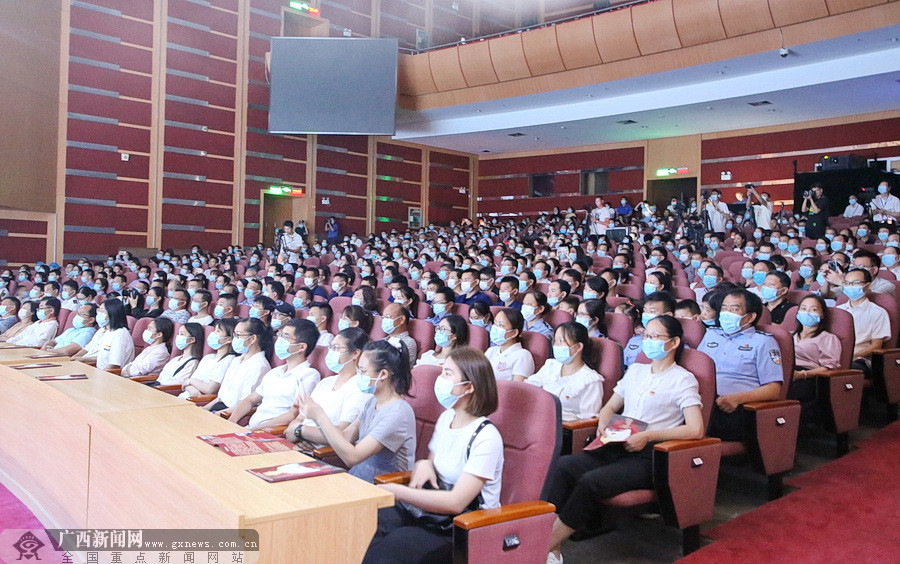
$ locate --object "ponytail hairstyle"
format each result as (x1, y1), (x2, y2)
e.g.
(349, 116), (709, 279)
(244, 317), (274, 362)
(363, 339), (412, 396)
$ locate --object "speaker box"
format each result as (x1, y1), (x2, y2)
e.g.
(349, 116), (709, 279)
(821, 154), (866, 171)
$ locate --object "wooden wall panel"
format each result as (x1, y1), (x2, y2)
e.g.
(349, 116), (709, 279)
(632, 0), (682, 55)
(428, 48), (469, 91)
(592, 8), (641, 62)
(557, 17), (602, 69)
(521, 26), (566, 75)
(458, 42), (500, 87)
(768, 0), (830, 27)
(488, 34), (532, 82)
(398, 53), (438, 96)
(718, 0), (776, 36)
(673, 0), (727, 46)
(825, 0), (887, 15)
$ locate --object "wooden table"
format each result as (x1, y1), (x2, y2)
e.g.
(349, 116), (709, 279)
(0, 356), (393, 563)
(0, 345), (70, 365)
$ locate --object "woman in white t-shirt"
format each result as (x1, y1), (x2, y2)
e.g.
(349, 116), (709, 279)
(74, 298), (135, 370)
(485, 308), (535, 381)
(205, 318), (273, 412)
(365, 347), (504, 563)
(544, 316), (703, 564)
(527, 322), (604, 421)
(180, 318), (238, 399)
(121, 317), (174, 377)
(285, 327), (370, 445)
(416, 314), (468, 367)
(156, 323), (203, 386)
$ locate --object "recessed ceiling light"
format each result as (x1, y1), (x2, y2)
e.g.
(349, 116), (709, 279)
(481, 149), (491, 153)
(560, 126), (566, 129)
(748, 100), (772, 107)
(507, 132), (525, 137)
(616, 119), (637, 125)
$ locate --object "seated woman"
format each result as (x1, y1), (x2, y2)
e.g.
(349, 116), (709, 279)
(121, 317), (174, 377)
(353, 285), (380, 316)
(156, 322), (205, 386)
(485, 308), (535, 381)
(545, 316), (703, 563)
(575, 299), (606, 338)
(788, 294), (841, 413)
(527, 322), (604, 421)
(582, 276), (610, 310)
(364, 347), (504, 564)
(206, 318), (273, 412)
(467, 302), (493, 333)
(227, 319), (322, 430)
(0, 300), (37, 343)
(521, 290), (553, 339)
(286, 327), (370, 445)
(417, 314), (469, 367)
(393, 286), (420, 319)
(739, 260), (755, 287)
(296, 339), (416, 483)
(74, 298), (135, 370)
(794, 256), (820, 291)
(134, 286), (166, 319)
(180, 318), (238, 399)
(339, 304), (373, 333)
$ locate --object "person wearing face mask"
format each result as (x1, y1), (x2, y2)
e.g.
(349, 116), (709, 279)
(206, 318), (274, 413)
(364, 346), (502, 564)
(760, 271), (795, 325)
(802, 183), (829, 239)
(306, 302), (335, 348)
(285, 328), (370, 446)
(425, 288), (455, 326)
(527, 322), (604, 421)
(121, 317), (174, 377)
(870, 181), (900, 224)
(836, 268), (891, 379)
(704, 189), (731, 239)
(693, 264), (722, 302)
(179, 318), (239, 399)
(297, 339), (416, 484)
(843, 195), (864, 218)
(545, 316), (702, 564)
(795, 257), (820, 291)
(453, 270), (493, 307)
(330, 272), (353, 299)
(187, 289), (214, 325)
(225, 319), (321, 430)
(616, 198), (633, 218)
(41, 303), (98, 356)
(881, 246), (900, 279)
(699, 289), (783, 441)
(249, 295), (276, 327)
(61, 282), (80, 312)
(380, 303), (417, 365)
(73, 298), (135, 370)
(417, 314), (468, 367)
(154, 323), (205, 386)
(270, 302), (297, 332)
(521, 291), (553, 340)
(575, 299), (607, 339)
(160, 288), (190, 324)
(0, 297), (20, 334)
(788, 295), (842, 415)
(624, 292), (676, 368)
(6, 297), (60, 348)
(485, 308), (534, 381)
(239, 279), (264, 306)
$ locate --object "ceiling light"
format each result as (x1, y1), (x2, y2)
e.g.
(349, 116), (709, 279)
(507, 132), (525, 137)
(616, 119), (637, 125)
(748, 100), (772, 107)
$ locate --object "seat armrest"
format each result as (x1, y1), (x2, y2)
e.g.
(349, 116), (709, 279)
(313, 445), (336, 459)
(83, 359), (97, 367)
(217, 410), (232, 419)
(562, 417), (598, 430)
(156, 384), (182, 391)
(871, 347), (900, 405)
(129, 374), (157, 382)
(654, 438), (720, 452)
(743, 399), (799, 411)
(453, 501), (556, 530)
(871, 347), (900, 357)
(187, 394), (217, 404)
(374, 471), (412, 485)
(262, 425), (288, 436)
(816, 369), (864, 379)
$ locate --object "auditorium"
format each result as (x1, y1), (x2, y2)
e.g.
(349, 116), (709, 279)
(1, 1), (898, 563)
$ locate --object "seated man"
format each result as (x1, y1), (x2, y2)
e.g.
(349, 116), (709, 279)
(700, 289), (783, 441)
(41, 303), (98, 356)
(425, 287), (454, 326)
(624, 291), (676, 368)
(381, 302), (417, 365)
(214, 292), (238, 320)
(307, 301), (334, 347)
(761, 271), (795, 325)
(9, 297), (61, 348)
(836, 268), (891, 378)
(454, 269), (493, 307)
(161, 288), (191, 324)
(496, 275), (522, 310)
(188, 289), (214, 325)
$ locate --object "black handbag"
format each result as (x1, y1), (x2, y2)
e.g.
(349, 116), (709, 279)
(394, 419), (493, 534)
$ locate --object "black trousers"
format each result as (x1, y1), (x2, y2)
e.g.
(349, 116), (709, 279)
(708, 406), (743, 442)
(363, 506), (453, 564)
(546, 444), (654, 531)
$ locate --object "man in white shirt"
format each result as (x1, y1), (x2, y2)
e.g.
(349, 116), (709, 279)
(59, 280), (79, 311)
(747, 185), (773, 231)
(227, 319), (321, 430)
(589, 197), (612, 236)
(279, 220), (304, 264)
(381, 303), (417, 365)
(161, 289), (191, 324)
(188, 289), (214, 325)
(307, 302), (335, 348)
(870, 181), (900, 224)
(843, 195), (865, 218)
(9, 297), (60, 348)
(704, 190), (731, 238)
(836, 269), (890, 378)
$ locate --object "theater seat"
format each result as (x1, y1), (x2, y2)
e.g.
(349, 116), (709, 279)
(866, 293), (899, 422)
(677, 318), (706, 350)
(616, 283), (643, 301)
(468, 324), (489, 352)
(378, 380), (562, 564)
(781, 306), (864, 456)
(520, 331), (549, 371)
(545, 309), (573, 329)
(130, 317), (155, 354)
(408, 319), (436, 360)
(603, 312), (634, 349)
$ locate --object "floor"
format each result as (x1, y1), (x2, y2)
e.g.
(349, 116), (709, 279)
(559, 418), (885, 564)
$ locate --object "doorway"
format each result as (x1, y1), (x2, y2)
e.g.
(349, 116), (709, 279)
(646, 177), (697, 210)
(261, 193), (295, 247)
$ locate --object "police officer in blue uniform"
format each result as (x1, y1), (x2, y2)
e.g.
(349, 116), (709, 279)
(699, 289), (783, 441)
(623, 292), (677, 368)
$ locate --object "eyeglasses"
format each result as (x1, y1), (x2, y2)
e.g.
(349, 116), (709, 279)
(327, 345), (348, 353)
(233, 331), (252, 338)
(644, 333), (671, 342)
(436, 326), (452, 334)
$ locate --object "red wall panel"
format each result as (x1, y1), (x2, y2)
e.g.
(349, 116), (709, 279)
(0, 219), (48, 235)
(163, 153), (234, 181)
(66, 148), (150, 177)
(70, 7), (153, 46)
(246, 133), (306, 161)
(68, 91), (152, 125)
(378, 143), (422, 161)
(164, 127), (235, 157)
(0, 237), (48, 264)
(161, 178), (234, 206)
(245, 157), (305, 182)
(377, 159), (422, 181)
(316, 171), (368, 196)
(69, 35), (153, 74)
(65, 177), (150, 206)
(67, 121), (151, 153)
(168, 0), (239, 34)
(318, 135), (369, 153)
(65, 204), (148, 231)
(166, 50), (237, 83)
(165, 100), (235, 132)
(162, 204), (233, 230)
(88, 0), (154, 20)
(317, 150), (369, 174)
(166, 76), (236, 108)
(68, 64), (153, 100)
(167, 24), (238, 60)
(161, 230), (231, 251)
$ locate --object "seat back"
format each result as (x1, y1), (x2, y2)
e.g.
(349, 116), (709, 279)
(604, 311), (634, 348)
(677, 317), (706, 350)
(590, 337), (624, 404)
(409, 365), (445, 461)
(869, 293), (899, 348)
(237, 305), (250, 318)
(757, 323), (795, 399)
(781, 306), (855, 370)
(673, 286), (697, 301)
(617, 283), (643, 300)
(493, 380), (562, 505)
(545, 309), (573, 329)
(468, 324), (489, 352)
(520, 331), (549, 372)
(307, 345), (328, 377)
(130, 316), (155, 353)
(408, 319), (436, 359)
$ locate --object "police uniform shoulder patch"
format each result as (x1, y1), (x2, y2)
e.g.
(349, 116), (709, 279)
(768, 348), (781, 365)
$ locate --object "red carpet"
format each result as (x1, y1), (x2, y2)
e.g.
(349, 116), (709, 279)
(0, 482), (43, 531)
(681, 423), (900, 563)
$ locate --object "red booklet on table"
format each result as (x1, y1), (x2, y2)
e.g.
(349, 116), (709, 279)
(247, 461), (345, 483)
(584, 415), (649, 451)
(37, 373), (88, 381)
(10, 362), (62, 370)
(197, 431), (297, 457)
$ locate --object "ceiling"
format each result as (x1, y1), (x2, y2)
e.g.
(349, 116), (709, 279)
(392, 25), (900, 155)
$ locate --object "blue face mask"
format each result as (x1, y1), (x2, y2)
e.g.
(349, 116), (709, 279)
(760, 285), (779, 303)
(433, 375), (466, 409)
(741, 268), (753, 279)
(231, 336), (249, 355)
(648, 256), (660, 266)
(745, 247), (755, 255)
(857, 229), (868, 238)
(575, 316), (591, 330)
(435, 330), (452, 348)
(643, 282), (656, 296)
(777, 242), (788, 250)
(641, 312), (657, 328)
(489, 325), (509, 346)
(553, 344), (574, 365)
(249, 307), (261, 319)
(356, 370), (382, 394)
(702, 274), (718, 288)
(797, 311), (821, 327)
(798, 266), (813, 278)
(757, 253), (771, 261)
(709, 242), (719, 250)
(831, 241), (843, 252)
(815, 243), (827, 253)
(787, 245), (799, 254)
(704, 237), (711, 245)
(243, 288), (255, 299)
(878, 232), (889, 242)
(843, 285), (865, 301)
(381, 316), (395, 334)
(432, 303), (447, 317)
(271, 318), (283, 330)
(470, 317), (486, 328)
(641, 337), (671, 361)
(518, 280), (528, 292)
(547, 296), (560, 307)
(815, 273), (827, 286)
(752, 271), (767, 285)
(702, 317), (716, 327)
(719, 311), (745, 334)
(690, 260), (701, 269)
(882, 254), (897, 267)
(274, 337), (294, 360)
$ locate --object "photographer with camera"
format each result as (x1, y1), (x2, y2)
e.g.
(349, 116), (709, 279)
(746, 184), (773, 233)
(801, 183), (829, 239)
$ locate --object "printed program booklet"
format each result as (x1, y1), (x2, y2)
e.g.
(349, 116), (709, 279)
(584, 415), (649, 450)
(37, 373), (88, 381)
(197, 431), (298, 457)
(247, 460), (345, 483)
(11, 363), (62, 370)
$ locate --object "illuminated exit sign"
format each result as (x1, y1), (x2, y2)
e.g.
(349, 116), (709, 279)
(268, 185), (306, 197)
(656, 167), (689, 177)
(289, 1), (320, 15)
